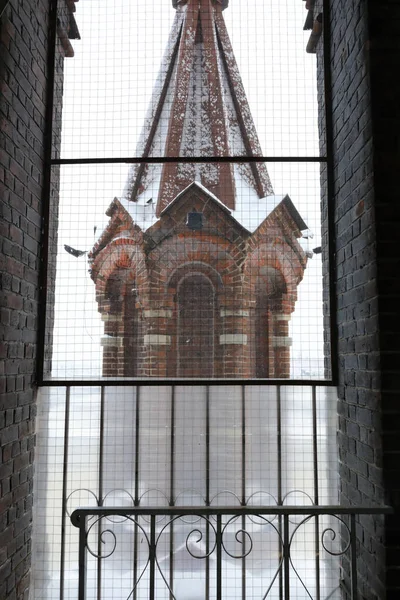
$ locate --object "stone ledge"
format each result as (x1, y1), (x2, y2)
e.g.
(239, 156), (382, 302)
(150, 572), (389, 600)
(144, 334), (171, 345)
(272, 336), (292, 348)
(100, 335), (123, 347)
(143, 310), (173, 318)
(220, 309), (249, 317)
(219, 334), (248, 345)
(273, 314), (291, 321)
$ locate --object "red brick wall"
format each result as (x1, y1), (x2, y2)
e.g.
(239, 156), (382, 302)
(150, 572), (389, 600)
(92, 200), (304, 379)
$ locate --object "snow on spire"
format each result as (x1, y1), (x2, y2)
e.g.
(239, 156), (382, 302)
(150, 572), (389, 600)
(126, 0), (274, 218)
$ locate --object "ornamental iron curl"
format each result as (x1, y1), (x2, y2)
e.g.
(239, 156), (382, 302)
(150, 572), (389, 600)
(70, 504), (391, 600)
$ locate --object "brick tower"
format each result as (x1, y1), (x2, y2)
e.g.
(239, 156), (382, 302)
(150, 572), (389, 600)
(89, 0), (308, 379)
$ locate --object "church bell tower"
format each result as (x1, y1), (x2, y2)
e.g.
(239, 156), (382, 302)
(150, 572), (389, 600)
(89, 0), (308, 379)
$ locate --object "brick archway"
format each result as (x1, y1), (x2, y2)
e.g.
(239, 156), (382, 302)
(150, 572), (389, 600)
(176, 273), (216, 378)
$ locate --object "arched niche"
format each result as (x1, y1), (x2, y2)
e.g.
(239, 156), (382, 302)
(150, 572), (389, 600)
(103, 268), (141, 377)
(253, 267), (287, 378)
(171, 273), (217, 378)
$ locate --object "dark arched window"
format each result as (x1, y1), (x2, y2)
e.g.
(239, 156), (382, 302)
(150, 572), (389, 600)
(177, 274), (215, 378)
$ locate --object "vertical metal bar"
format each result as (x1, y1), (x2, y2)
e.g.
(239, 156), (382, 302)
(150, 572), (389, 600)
(169, 386), (175, 598)
(206, 385), (210, 600)
(312, 386), (321, 600)
(350, 514), (357, 599)
(277, 386), (283, 600)
(277, 386), (283, 504)
(241, 385), (246, 600)
(206, 385), (210, 506)
(78, 514), (87, 600)
(323, 0), (338, 384)
(60, 386), (71, 600)
(312, 386), (320, 503)
(97, 386), (105, 599)
(133, 386), (141, 600)
(216, 515), (222, 600)
(134, 386), (141, 504)
(36, 0), (58, 384)
(283, 514), (290, 600)
(150, 515), (156, 600)
(98, 386), (105, 503)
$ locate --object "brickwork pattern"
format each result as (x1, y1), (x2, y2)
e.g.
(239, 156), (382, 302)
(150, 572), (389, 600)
(90, 187), (307, 379)
(368, 1), (400, 597)
(0, 1), (51, 597)
(318, 0), (400, 597)
(0, 0), (75, 597)
(324, 1), (386, 596)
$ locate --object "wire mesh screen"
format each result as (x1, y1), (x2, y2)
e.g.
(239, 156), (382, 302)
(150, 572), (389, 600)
(32, 385), (339, 599)
(42, 0), (330, 382)
(52, 0), (322, 160)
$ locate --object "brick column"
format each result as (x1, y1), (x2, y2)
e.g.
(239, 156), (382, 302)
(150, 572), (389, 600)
(218, 290), (251, 378)
(272, 310), (292, 379)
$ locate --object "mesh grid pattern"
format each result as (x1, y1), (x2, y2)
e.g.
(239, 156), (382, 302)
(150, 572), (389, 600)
(43, 0), (329, 382)
(33, 385), (340, 599)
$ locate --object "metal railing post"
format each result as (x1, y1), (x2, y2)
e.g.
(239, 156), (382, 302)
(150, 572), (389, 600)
(78, 514), (87, 600)
(216, 514), (222, 600)
(149, 514), (156, 600)
(283, 513), (290, 600)
(350, 513), (358, 599)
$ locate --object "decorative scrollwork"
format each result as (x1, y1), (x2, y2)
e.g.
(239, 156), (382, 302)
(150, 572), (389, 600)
(321, 515), (351, 556)
(221, 522), (253, 559)
(85, 515), (151, 559)
(69, 487), (346, 600)
(86, 519), (117, 560)
(288, 513), (352, 600)
(66, 488), (99, 518)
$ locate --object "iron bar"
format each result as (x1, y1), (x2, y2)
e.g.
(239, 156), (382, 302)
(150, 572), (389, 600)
(150, 515), (156, 600)
(41, 378), (336, 387)
(206, 385), (210, 600)
(241, 385), (246, 600)
(277, 386), (283, 600)
(133, 386), (140, 600)
(216, 515), (222, 600)
(78, 514), (87, 600)
(71, 505), (392, 519)
(169, 387), (175, 598)
(51, 155), (327, 165)
(97, 386), (105, 600)
(60, 386), (70, 600)
(350, 514), (358, 599)
(312, 386), (321, 600)
(284, 514), (290, 600)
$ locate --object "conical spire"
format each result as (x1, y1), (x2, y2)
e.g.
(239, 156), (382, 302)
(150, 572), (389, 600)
(126, 0), (273, 218)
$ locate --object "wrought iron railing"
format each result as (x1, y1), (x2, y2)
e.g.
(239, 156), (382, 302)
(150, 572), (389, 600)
(71, 505), (391, 600)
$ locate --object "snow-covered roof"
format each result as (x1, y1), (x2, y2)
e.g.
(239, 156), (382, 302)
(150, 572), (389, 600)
(117, 181), (307, 234)
(92, 0), (308, 249)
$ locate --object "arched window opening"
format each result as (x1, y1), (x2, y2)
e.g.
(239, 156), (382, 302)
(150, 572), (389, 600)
(103, 271), (140, 377)
(253, 268), (287, 379)
(177, 274), (215, 378)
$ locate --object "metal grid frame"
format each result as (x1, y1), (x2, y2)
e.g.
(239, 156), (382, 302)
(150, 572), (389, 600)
(36, 383), (343, 599)
(36, 0), (337, 386)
